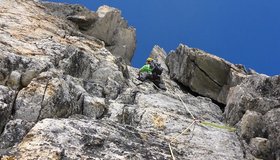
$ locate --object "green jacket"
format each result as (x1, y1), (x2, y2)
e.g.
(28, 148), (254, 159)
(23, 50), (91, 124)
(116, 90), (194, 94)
(139, 64), (152, 73)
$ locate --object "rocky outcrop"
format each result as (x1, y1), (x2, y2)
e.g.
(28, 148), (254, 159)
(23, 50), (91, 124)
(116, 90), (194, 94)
(42, 2), (136, 64)
(0, 0), (279, 159)
(225, 75), (280, 159)
(166, 44), (247, 104)
(149, 45), (168, 71)
(42, 2), (98, 31)
(86, 5), (136, 64)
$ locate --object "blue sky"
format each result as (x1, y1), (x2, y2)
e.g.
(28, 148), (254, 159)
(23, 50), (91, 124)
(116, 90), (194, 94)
(46, 0), (280, 76)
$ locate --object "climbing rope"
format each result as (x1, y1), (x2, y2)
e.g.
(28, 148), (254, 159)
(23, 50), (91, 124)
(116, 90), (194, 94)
(167, 88), (236, 160)
(176, 92), (196, 120)
(167, 88), (198, 160)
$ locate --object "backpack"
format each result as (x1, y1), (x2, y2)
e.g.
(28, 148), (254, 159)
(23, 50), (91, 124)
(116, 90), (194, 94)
(150, 61), (163, 75)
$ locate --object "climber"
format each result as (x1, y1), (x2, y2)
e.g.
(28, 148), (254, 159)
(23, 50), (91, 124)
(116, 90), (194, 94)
(137, 57), (166, 90)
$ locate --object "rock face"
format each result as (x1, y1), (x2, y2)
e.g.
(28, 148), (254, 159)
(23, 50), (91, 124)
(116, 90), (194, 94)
(225, 75), (280, 159)
(42, 2), (136, 65)
(0, 0), (278, 160)
(166, 44), (247, 104)
(0, 86), (15, 132)
(149, 45), (168, 71)
(86, 5), (136, 65)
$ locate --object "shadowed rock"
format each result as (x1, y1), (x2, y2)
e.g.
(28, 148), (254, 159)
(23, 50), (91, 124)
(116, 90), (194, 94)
(0, 86), (15, 133)
(166, 44), (247, 104)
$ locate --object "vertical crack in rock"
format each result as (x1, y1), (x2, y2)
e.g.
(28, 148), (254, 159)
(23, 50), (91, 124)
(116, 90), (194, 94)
(77, 93), (85, 115)
(137, 109), (146, 127)
(37, 77), (50, 121)
(192, 60), (223, 88)
(10, 91), (19, 118)
(131, 90), (139, 104)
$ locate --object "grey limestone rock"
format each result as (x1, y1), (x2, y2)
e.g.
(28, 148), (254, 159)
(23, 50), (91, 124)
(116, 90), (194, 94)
(225, 75), (280, 159)
(0, 86), (15, 133)
(0, 0), (278, 159)
(263, 108), (280, 159)
(249, 137), (272, 159)
(149, 45), (168, 71)
(239, 110), (263, 140)
(86, 5), (136, 64)
(14, 71), (83, 122)
(21, 69), (39, 87)
(43, 2), (137, 64)
(6, 71), (21, 90)
(3, 117), (244, 160)
(0, 119), (34, 149)
(82, 95), (106, 119)
(166, 44), (247, 104)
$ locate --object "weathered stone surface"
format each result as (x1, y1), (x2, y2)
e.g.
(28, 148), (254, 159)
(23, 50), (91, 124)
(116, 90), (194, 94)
(60, 48), (126, 99)
(4, 117), (244, 160)
(0, 86), (15, 132)
(86, 5), (136, 64)
(0, 52), (49, 87)
(21, 69), (39, 87)
(249, 137), (272, 159)
(6, 71), (21, 90)
(105, 87), (243, 159)
(0, 119), (34, 149)
(225, 75), (280, 125)
(263, 108), (280, 159)
(240, 110), (263, 140)
(83, 96), (106, 119)
(225, 75), (280, 159)
(44, 2), (136, 64)
(166, 44), (247, 104)
(149, 45), (168, 71)
(42, 2), (98, 31)
(14, 71), (83, 122)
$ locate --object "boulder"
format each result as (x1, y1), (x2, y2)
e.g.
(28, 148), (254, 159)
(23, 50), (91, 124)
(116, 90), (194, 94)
(42, 2), (98, 31)
(21, 69), (39, 87)
(249, 137), (272, 159)
(166, 44), (247, 104)
(83, 96), (106, 119)
(6, 71), (21, 90)
(239, 110), (263, 140)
